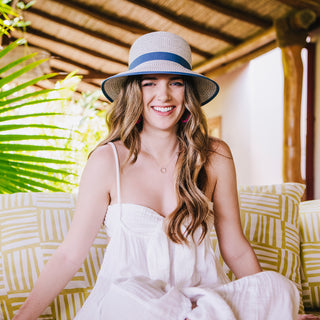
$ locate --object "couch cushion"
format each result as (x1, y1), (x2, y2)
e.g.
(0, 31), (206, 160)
(299, 200), (320, 309)
(0, 192), (108, 320)
(211, 182), (305, 313)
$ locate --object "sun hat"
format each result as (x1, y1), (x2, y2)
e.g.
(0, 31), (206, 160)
(101, 31), (219, 106)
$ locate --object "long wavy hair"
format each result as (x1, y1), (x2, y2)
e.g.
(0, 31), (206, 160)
(97, 76), (213, 244)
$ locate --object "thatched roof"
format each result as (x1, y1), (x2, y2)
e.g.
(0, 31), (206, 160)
(8, 0), (320, 101)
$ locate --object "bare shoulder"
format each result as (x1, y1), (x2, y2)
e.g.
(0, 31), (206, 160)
(204, 138), (236, 198)
(78, 143), (118, 199)
(89, 143), (114, 161)
(207, 137), (233, 165)
(87, 143), (117, 171)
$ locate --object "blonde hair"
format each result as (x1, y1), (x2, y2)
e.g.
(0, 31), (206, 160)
(97, 76), (213, 244)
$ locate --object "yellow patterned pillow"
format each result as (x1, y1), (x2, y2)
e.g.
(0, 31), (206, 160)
(211, 183), (306, 313)
(0, 192), (108, 320)
(299, 200), (320, 309)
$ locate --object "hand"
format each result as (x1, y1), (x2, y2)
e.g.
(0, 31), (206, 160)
(298, 314), (320, 320)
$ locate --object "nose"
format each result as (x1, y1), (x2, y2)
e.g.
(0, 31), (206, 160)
(156, 82), (171, 102)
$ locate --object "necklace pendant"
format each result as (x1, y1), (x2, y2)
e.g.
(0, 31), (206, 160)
(160, 167), (167, 173)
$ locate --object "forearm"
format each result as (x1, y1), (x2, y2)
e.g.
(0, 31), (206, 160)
(223, 239), (262, 279)
(13, 248), (83, 320)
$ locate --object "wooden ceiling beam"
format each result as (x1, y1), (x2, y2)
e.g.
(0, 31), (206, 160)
(50, 56), (110, 78)
(204, 41), (277, 78)
(126, 0), (241, 45)
(11, 32), (115, 76)
(27, 7), (131, 49)
(276, 0), (320, 16)
(35, 79), (108, 103)
(26, 27), (127, 66)
(51, 68), (107, 81)
(194, 27), (276, 74)
(191, 0), (272, 28)
(50, 0), (153, 34)
(34, 80), (85, 101)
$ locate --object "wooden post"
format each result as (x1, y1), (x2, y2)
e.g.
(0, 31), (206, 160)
(275, 9), (316, 183)
(281, 44), (304, 182)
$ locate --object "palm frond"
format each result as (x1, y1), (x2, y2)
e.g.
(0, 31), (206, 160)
(0, 153), (73, 164)
(0, 159), (76, 175)
(0, 39), (78, 193)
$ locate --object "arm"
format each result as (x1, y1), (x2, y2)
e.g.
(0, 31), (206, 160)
(13, 145), (115, 320)
(209, 140), (262, 279)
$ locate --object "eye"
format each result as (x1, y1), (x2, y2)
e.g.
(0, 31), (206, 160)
(171, 81), (184, 86)
(141, 80), (154, 87)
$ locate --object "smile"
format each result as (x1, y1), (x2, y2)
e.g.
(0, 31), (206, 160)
(152, 106), (175, 112)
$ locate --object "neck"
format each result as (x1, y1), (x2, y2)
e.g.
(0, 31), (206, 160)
(140, 130), (179, 160)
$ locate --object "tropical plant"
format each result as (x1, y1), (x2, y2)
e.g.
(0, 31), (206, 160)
(0, 0), (79, 193)
(0, 38), (78, 193)
(24, 74), (108, 193)
(0, 0), (31, 36)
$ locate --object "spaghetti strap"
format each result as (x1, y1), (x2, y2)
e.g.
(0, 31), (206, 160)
(109, 142), (121, 204)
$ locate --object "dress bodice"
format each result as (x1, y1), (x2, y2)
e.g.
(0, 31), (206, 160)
(103, 199), (228, 290)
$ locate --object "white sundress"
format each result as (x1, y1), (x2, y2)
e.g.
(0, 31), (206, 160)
(74, 142), (300, 320)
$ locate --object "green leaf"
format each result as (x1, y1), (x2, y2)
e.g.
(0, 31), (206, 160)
(0, 153), (74, 164)
(0, 134), (67, 141)
(0, 174), (65, 192)
(0, 179), (37, 193)
(0, 61), (57, 89)
(0, 159), (77, 176)
(0, 144), (71, 151)
(0, 39), (26, 59)
(16, 0), (36, 10)
(0, 73), (58, 99)
(0, 164), (74, 185)
(0, 113), (64, 123)
(0, 93), (62, 109)
(0, 124), (68, 132)
(0, 52), (38, 75)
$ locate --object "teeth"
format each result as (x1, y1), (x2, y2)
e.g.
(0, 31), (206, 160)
(153, 106), (174, 112)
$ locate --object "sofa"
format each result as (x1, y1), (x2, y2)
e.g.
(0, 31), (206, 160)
(0, 183), (319, 319)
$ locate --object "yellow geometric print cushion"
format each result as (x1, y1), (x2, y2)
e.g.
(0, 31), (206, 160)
(211, 182), (306, 313)
(299, 200), (320, 309)
(0, 192), (108, 320)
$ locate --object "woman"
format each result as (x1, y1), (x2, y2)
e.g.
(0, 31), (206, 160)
(14, 31), (309, 320)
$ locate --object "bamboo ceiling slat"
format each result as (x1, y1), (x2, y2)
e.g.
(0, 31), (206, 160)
(50, 0), (153, 34)
(23, 14), (129, 65)
(126, 0), (241, 45)
(7, 0), (318, 98)
(28, 7), (132, 49)
(190, 0), (272, 28)
(12, 30), (128, 74)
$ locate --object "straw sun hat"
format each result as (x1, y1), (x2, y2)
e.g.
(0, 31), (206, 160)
(101, 31), (219, 106)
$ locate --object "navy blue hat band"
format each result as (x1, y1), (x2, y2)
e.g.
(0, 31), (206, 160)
(129, 52), (191, 70)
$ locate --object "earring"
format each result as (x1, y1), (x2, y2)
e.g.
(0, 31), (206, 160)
(136, 116), (142, 124)
(181, 112), (190, 123)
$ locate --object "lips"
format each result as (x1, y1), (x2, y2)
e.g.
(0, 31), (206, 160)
(152, 106), (175, 113)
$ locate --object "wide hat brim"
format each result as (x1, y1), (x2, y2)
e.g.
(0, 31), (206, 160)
(101, 60), (219, 106)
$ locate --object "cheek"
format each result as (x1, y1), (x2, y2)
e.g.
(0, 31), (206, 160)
(142, 90), (152, 106)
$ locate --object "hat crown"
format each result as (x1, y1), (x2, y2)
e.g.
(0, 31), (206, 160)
(128, 32), (192, 68)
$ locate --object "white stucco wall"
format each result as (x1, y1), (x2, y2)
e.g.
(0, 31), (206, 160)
(204, 43), (320, 194)
(204, 49), (285, 186)
(204, 65), (253, 185)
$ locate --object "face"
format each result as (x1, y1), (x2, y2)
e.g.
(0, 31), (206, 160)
(140, 74), (185, 132)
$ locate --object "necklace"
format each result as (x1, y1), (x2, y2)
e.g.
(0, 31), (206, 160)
(142, 144), (179, 174)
